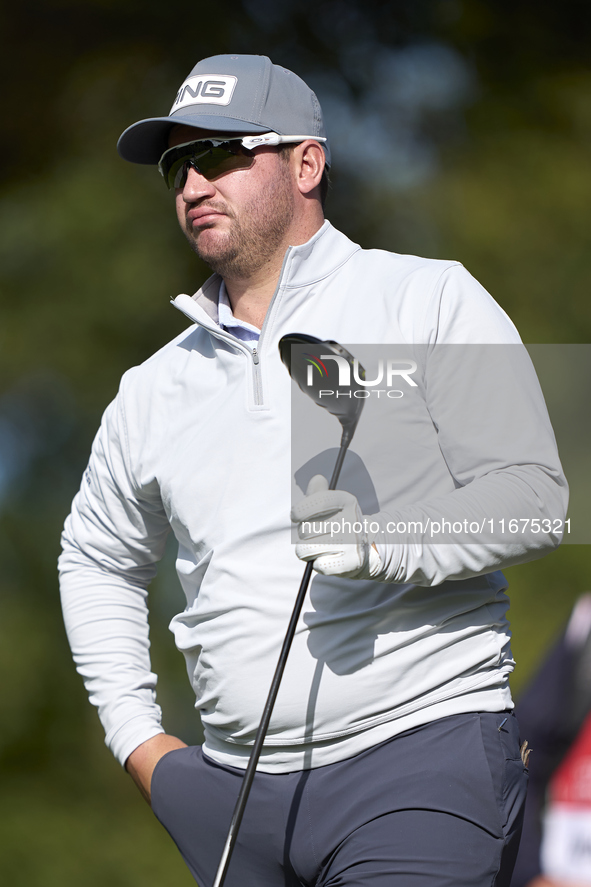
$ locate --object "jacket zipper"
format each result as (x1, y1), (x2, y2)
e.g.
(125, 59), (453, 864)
(173, 246), (294, 408)
(172, 296), (271, 407)
(251, 347), (263, 406)
(248, 245), (294, 405)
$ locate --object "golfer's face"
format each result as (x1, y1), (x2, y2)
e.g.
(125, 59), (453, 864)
(168, 124), (297, 275)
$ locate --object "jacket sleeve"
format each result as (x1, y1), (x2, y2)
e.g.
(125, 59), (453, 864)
(58, 388), (172, 766)
(372, 266), (569, 585)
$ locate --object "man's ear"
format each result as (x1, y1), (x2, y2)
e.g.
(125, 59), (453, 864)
(293, 140), (325, 197)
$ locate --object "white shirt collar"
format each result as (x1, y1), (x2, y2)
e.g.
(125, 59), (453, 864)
(218, 282), (261, 343)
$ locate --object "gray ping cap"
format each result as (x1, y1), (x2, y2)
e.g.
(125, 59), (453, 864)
(117, 54), (331, 167)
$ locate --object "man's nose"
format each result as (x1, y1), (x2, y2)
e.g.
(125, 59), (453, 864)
(181, 165), (216, 201)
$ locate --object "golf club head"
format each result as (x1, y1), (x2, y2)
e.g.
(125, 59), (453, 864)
(278, 333), (366, 446)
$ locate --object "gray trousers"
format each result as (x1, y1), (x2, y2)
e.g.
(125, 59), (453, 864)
(150, 711), (527, 887)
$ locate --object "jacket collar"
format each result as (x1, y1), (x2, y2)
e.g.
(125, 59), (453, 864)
(173, 221), (360, 328)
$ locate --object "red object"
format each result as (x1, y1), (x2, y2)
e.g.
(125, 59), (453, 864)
(551, 712), (591, 805)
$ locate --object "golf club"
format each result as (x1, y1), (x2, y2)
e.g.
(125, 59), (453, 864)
(212, 334), (365, 887)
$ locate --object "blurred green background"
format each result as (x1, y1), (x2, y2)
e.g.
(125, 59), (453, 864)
(1, 1), (590, 883)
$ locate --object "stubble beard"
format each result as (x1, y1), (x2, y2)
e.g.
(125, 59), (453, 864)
(184, 162), (295, 279)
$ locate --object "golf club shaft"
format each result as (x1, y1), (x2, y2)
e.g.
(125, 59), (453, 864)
(212, 442), (349, 887)
(329, 439), (349, 489)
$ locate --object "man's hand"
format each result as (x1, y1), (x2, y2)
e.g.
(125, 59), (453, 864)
(290, 475), (382, 578)
(125, 733), (188, 805)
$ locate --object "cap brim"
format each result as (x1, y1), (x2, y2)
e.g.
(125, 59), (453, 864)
(117, 115), (272, 164)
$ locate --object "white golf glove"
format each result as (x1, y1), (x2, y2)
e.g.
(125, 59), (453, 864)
(290, 475), (382, 578)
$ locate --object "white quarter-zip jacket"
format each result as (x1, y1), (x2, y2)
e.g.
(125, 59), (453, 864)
(59, 221), (568, 772)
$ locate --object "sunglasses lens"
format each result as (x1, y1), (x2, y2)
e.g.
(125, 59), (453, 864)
(159, 141), (255, 189)
(165, 154), (193, 189)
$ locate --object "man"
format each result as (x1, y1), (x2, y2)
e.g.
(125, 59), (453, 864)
(59, 54), (568, 886)
(511, 594), (591, 887)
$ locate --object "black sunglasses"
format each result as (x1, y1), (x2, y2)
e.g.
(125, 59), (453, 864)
(158, 138), (257, 189)
(158, 132), (328, 189)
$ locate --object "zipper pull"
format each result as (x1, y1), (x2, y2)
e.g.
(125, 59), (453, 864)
(252, 347), (260, 365)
